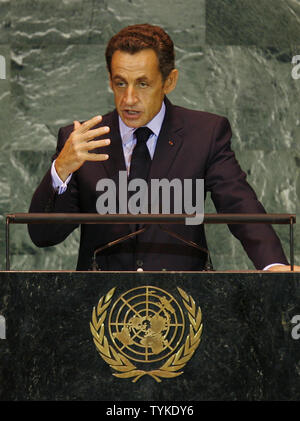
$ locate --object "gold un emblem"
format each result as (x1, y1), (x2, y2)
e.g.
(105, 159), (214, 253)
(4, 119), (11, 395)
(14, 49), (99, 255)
(90, 286), (203, 383)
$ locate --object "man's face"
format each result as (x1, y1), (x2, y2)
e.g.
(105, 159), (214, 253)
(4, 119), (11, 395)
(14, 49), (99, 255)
(109, 49), (177, 128)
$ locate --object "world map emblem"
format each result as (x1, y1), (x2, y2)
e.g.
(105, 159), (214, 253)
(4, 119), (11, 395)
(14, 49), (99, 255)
(90, 285), (203, 382)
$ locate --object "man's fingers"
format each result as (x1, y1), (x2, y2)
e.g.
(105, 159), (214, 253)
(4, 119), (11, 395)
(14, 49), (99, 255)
(85, 139), (110, 150)
(83, 126), (110, 141)
(82, 152), (109, 161)
(76, 115), (103, 133)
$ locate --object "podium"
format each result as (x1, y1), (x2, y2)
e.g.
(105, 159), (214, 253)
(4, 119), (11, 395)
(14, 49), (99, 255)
(1, 214), (299, 400)
(1, 271), (300, 401)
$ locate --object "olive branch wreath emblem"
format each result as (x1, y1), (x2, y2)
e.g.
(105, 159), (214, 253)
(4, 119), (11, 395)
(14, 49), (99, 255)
(90, 286), (203, 383)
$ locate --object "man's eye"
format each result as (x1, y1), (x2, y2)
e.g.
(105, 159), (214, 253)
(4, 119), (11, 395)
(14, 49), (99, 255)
(139, 82), (148, 88)
(116, 81), (126, 87)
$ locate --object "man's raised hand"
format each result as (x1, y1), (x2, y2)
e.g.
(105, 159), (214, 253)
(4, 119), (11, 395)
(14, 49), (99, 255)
(55, 115), (110, 181)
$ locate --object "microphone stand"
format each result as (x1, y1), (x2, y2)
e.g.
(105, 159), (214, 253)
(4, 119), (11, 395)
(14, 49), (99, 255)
(91, 224), (213, 271)
(91, 226), (147, 270)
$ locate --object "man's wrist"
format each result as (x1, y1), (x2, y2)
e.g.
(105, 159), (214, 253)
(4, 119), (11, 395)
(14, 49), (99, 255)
(51, 160), (72, 194)
(54, 158), (71, 182)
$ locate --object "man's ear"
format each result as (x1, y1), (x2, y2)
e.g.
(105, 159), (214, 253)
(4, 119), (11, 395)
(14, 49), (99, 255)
(163, 69), (179, 94)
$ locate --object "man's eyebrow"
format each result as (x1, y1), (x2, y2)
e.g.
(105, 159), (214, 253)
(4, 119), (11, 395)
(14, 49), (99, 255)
(136, 76), (150, 82)
(112, 74), (150, 82)
(112, 74), (126, 81)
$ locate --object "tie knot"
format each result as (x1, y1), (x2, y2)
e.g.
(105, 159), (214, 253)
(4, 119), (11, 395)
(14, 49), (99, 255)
(134, 127), (153, 144)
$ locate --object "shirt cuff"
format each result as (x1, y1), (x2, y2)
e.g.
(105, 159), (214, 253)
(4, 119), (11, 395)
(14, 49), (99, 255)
(263, 263), (285, 271)
(51, 160), (72, 194)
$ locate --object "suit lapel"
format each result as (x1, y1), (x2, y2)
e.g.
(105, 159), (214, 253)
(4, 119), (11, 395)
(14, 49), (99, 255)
(101, 109), (127, 182)
(92, 110), (128, 223)
(149, 97), (184, 180)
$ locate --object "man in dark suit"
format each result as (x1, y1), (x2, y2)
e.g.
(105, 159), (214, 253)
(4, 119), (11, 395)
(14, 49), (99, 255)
(28, 24), (293, 272)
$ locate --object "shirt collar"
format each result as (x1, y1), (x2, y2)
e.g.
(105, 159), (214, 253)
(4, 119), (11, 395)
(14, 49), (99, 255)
(119, 101), (166, 145)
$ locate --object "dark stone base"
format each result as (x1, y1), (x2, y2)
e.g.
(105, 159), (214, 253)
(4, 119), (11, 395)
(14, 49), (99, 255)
(0, 271), (299, 401)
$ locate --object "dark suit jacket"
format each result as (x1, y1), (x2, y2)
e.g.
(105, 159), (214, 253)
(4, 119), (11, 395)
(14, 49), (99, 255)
(28, 97), (288, 270)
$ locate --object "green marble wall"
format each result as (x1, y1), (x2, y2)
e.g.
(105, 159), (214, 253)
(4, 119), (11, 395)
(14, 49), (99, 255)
(0, 0), (299, 270)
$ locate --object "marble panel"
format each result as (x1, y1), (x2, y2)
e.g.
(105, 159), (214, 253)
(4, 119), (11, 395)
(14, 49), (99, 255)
(0, 0), (10, 45)
(0, 45), (10, 149)
(196, 46), (300, 152)
(9, 44), (110, 151)
(206, 0), (300, 48)
(9, 0), (205, 47)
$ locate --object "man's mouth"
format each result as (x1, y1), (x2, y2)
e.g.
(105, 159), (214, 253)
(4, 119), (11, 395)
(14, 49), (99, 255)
(126, 110), (139, 114)
(123, 109), (141, 117)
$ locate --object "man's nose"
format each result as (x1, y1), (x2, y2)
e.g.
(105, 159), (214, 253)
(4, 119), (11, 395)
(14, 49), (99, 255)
(123, 86), (138, 106)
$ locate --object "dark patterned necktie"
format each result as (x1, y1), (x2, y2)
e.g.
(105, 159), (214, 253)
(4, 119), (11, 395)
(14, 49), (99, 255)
(129, 127), (153, 181)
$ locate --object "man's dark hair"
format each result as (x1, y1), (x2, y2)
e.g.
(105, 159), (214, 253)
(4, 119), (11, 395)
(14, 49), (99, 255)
(105, 24), (175, 81)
